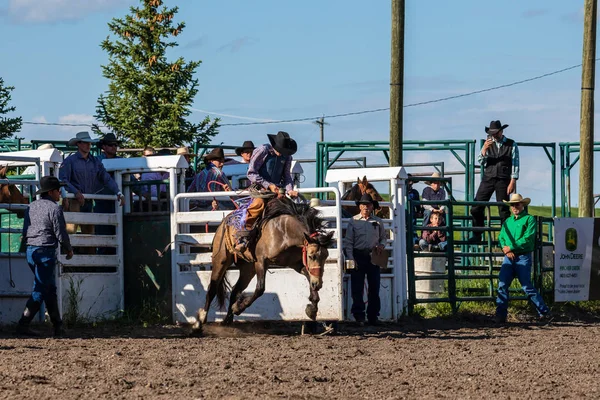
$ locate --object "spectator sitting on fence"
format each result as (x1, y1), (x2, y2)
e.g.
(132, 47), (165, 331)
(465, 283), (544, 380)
(140, 149), (170, 204)
(406, 173), (423, 250)
(59, 132), (124, 242)
(187, 148), (231, 210)
(421, 172), (446, 226)
(419, 211), (447, 252)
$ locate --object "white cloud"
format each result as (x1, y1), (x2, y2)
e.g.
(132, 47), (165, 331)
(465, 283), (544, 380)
(6, 0), (133, 24)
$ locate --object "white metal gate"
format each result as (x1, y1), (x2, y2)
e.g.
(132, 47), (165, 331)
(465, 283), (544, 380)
(170, 187), (344, 323)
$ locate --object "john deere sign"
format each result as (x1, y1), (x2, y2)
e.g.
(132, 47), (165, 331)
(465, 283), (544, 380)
(554, 218), (600, 301)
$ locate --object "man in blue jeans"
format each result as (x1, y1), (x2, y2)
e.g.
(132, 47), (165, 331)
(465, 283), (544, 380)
(17, 176), (74, 336)
(495, 193), (551, 323)
(343, 193), (387, 326)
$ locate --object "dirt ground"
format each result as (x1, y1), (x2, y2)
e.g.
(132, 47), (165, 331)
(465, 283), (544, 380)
(1, 316), (600, 399)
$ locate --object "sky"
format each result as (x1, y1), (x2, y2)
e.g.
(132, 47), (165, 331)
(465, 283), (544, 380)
(0, 0), (598, 209)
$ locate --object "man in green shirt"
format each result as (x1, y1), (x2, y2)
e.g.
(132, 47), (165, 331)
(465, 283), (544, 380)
(495, 193), (551, 323)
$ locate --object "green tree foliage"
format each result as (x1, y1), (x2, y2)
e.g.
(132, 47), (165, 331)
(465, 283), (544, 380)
(95, 0), (218, 147)
(0, 77), (23, 140)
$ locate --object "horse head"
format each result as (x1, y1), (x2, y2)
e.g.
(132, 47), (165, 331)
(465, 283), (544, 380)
(302, 231), (334, 290)
(0, 165), (30, 218)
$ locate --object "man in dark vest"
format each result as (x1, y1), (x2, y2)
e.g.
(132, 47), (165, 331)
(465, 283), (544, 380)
(235, 131), (299, 252)
(469, 120), (519, 243)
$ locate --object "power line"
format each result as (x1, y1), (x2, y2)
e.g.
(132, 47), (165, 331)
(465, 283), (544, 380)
(21, 60), (588, 129)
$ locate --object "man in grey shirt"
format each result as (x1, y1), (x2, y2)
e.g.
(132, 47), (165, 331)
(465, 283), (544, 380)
(343, 193), (386, 326)
(17, 176), (73, 337)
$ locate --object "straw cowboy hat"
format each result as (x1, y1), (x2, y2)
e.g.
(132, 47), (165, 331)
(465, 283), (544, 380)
(485, 120), (509, 134)
(503, 193), (531, 206)
(235, 141), (256, 156)
(176, 147), (195, 157)
(35, 176), (66, 195)
(425, 172), (441, 185)
(37, 143), (54, 150)
(267, 131), (297, 156)
(355, 193), (379, 210)
(97, 133), (122, 148)
(68, 131), (98, 146)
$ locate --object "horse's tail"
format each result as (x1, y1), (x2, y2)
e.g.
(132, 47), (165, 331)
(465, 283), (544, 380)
(212, 220), (232, 309)
(216, 272), (231, 310)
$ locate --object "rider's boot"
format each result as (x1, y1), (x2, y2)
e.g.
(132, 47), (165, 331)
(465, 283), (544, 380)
(234, 230), (251, 253)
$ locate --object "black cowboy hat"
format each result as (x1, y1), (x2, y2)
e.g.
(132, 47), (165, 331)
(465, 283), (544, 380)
(203, 148), (226, 163)
(35, 176), (66, 195)
(235, 140), (256, 156)
(485, 120), (509, 134)
(97, 132), (122, 148)
(355, 193), (379, 210)
(267, 131), (297, 157)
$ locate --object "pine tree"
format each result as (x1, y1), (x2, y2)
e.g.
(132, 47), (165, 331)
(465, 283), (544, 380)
(95, 0), (218, 148)
(0, 77), (23, 140)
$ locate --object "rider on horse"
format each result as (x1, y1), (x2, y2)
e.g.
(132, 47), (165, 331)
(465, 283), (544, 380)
(234, 131), (299, 253)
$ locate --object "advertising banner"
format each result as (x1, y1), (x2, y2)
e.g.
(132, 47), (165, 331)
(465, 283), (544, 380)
(554, 218), (597, 302)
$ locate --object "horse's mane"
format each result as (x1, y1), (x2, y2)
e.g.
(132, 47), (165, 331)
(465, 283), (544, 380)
(258, 198), (328, 241)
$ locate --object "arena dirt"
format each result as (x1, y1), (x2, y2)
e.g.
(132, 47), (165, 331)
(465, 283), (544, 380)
(1, 316), (599, 399)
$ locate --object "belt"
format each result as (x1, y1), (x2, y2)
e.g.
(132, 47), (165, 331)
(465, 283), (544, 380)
(353, 248), (371, 254)
(513, 251), (531, 257)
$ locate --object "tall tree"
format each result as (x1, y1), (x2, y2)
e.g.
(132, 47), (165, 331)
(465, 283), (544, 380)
(0, 77), (23, 140)
(95, 0), (218, 147)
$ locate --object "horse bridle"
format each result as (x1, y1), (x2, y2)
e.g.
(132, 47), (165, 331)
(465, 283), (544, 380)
(302, 232), (323, 276)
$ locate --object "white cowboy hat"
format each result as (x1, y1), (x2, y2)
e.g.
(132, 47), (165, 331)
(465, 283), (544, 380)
(37, 143), (54, 150)
(67, 131), (98, 146)
(503, 193), (531, 206)
(425, 172), (442, 185)
(176, 147), (195, 157)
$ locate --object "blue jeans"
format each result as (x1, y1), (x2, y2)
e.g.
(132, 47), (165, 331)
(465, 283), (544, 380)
(350, 250), (381, 321)
(495, 253), (549, 318)
(26, 246), (58, 304)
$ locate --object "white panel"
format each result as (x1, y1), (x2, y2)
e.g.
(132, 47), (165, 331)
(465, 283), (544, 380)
(60, 273), (122, 320)
(176, 233), (214, 246)
(58, 255), (119, 267)
(175, 265), (342, 323)
(69, 234), (118, 247)
(177, 253), (212, 265)
(64, 212), (117, 225)
(176, 210), (231, 224)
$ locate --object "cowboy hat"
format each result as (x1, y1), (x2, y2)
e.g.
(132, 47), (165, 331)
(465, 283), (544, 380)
(235, 140), (256, 156)
(425, 172), (442, 185)
(97, 133), (122, 147)
(203, 148), (226, 163)
(267, 131), (297, 156)
(485, 120), (509, 134)
(37, 143), (54, 150)
(68, 131), (98, 146)
(503, 193), (531, 206)
(355, 193), (379, 210)
(35, 176), (66, 195)
(176, 147), (195, 157)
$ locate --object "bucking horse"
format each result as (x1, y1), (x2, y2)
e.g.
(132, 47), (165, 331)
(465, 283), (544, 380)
(194, 197), (334, 330)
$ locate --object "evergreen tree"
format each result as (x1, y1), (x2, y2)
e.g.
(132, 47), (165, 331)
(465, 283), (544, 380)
(95, 0), (218, 147)
(0, 77), (23, 140)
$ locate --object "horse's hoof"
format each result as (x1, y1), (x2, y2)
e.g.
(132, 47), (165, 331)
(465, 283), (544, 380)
(232, 301), (244, 316)
(305, 304), (317, 321)
(301, 321), (318, 335)
(189, 321), (203, 336)
(197, 309), (208, 325)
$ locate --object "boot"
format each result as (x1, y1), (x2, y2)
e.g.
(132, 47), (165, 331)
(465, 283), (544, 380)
(234, 230), (251, 253)
(45, 295), (65, 337)
(16, 298), (41, 336)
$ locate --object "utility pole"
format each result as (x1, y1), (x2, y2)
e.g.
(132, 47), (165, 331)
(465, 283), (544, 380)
(314, 116), (329, 142)
(389, 0), (405, 167)
(579, 0), (597, 217)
